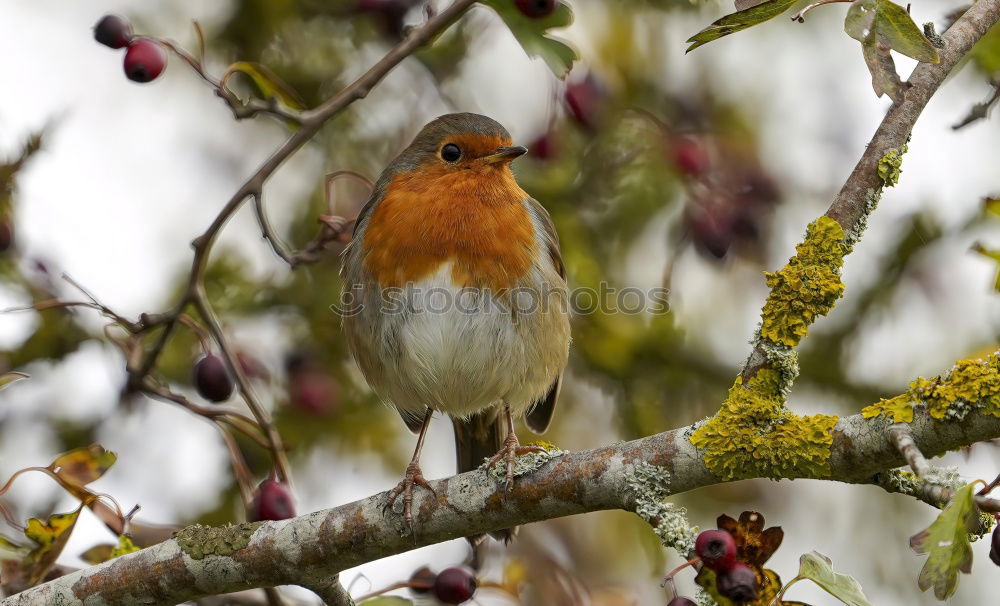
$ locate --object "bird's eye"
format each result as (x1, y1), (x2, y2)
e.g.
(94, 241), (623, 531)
(440, 143), (462, 162)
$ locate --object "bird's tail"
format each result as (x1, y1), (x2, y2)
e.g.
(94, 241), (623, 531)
(452, 412), (516, 544)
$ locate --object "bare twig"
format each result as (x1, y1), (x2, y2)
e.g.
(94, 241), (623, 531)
(790, 0), (852, 23)
(952, 79), (1000, 129)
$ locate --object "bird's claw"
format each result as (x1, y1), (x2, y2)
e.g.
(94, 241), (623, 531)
(384, 461), (435, 532)
(486, 434), (545, 491)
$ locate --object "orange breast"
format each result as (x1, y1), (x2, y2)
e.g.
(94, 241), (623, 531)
(362, 164), (536, 290)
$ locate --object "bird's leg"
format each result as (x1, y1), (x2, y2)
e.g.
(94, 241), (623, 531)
(487, 404), (546, 491)
(384, 408), (436, 531)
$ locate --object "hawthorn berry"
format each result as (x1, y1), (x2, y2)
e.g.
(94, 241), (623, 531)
(123, 38), (167, 83)
(716, 562), (757, 603)
(515, 0), (557, 18)
(667, 598), (697, 606)
(248, 479), (296, 522)
(432, 566), (477, 604)
(672, 136), (709, 177)
(408, 566), (436, 594)
(0, 220), (13, 253)
(193, 354), (234, 402)
(94, 14), (133, 49)
(990, 524), (1000, 567)
(529, 131), (558, 161)
(686, 203), (735, 260)
(564, 74), (606, 130)
(694, 529), (738, 571)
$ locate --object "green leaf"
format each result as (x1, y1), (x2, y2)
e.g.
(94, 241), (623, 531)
(0, 535), (28, 560)
(0, 372), (28, 391)
(797, 551), (873, 606)
(845, 0), (938, 100)
(79, 543), (114, 565)
(24, 505), (84, 586)
(909, 482), (980, 600)
(984, 198), (1000, 217)
(224, 62), (306, 110)
(972, 243), (1000, 291)
(45, 444), (117, 503)
(870, 0), (939, 62)
(686, 0), (799, 52)
(482, 0), (577, 77)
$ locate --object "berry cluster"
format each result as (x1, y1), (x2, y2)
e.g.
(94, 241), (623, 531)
(409, 566), (477, 604)
(694, 529), (758, 603)
(93, 14), (167, 83)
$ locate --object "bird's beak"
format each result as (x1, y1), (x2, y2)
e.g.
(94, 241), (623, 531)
(483, 145), (528, 164)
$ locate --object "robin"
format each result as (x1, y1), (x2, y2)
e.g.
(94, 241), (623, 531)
(341, 113), (571, 536)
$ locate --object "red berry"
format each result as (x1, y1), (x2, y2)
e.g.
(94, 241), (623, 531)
(432, 566), (477, 604)
(94, 14), (133, 49)
(408, 566), (436, 594)
(123, 38), (166, 83)
(716, 562), (757, 603)
(695, 529), (738, 571)
(237, 351), (271, 382)
(564, 74), (605, 130)
(529, 132), (558, 161)
(990, 525), (1000, 567)
(0, 220), (13, 253)
(672, 136), (709, 177)
(194, 354), (234, 402)
(667, 598), (697, 606)
(515, 0), (557, 18)
(249, 479), (296, 522)
(686, 203), (735, 260)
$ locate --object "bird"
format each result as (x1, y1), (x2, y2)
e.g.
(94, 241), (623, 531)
(341, 112), (571, 535)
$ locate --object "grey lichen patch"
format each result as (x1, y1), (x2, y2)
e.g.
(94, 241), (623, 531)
(757, 335), (800, 398)
(627, 462), (697, 555)
(175, 522), (263, 560)
(843, 188), (882, 251)
(697, 587), (721, 606)
(482, 447), (566, 483)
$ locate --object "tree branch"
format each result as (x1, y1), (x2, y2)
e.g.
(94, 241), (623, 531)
(5, 399), (1000, 605)
(739, 0), (1000, 382)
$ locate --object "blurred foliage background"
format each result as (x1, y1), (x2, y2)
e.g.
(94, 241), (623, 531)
(1, 0), (999, 604)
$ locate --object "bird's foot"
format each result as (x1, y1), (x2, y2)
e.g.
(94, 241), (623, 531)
(486, 433), (546, 491)
(384, 461), (436, 531)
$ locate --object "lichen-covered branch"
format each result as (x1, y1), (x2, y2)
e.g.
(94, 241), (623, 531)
(739, 0), (1000, 383)
(7, 371), (1000, 605)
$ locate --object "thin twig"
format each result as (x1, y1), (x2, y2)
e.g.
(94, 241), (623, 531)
(952, 79), (1000, 129)
(790, 0), (852, 23)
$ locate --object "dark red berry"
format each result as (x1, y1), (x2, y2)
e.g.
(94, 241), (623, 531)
(515, 0), (557, 18)
(408, 566), (436, 594)
(0, 220), (13, 253)
(123, 39), (167, 83)
(432, 566), (477, 604)
(672, 136), (709, 177)
(667, 598), (697, 606)
(249, 479), (296, 522)
(686, 202), (735, 260)
(237, 351), (270, 382)
(529, 132), (558, 161)
(990, 525), (1000, 567)
(94, 14), (133, 49)
(564, 74), (605, 130)
(695, 529), (738, 572)
(716, 562), (757, 603)
(194, 354), (234, 402)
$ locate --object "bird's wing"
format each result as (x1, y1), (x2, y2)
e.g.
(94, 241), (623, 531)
(523, 196), (564, 434)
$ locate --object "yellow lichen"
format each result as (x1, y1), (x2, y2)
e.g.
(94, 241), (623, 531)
(862, 354), (1000, 422)
(690, 370), (839, 481)
(759, 218), (848, 348)
(861, 393), (914, 423)
(878, 145), (907, 187)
